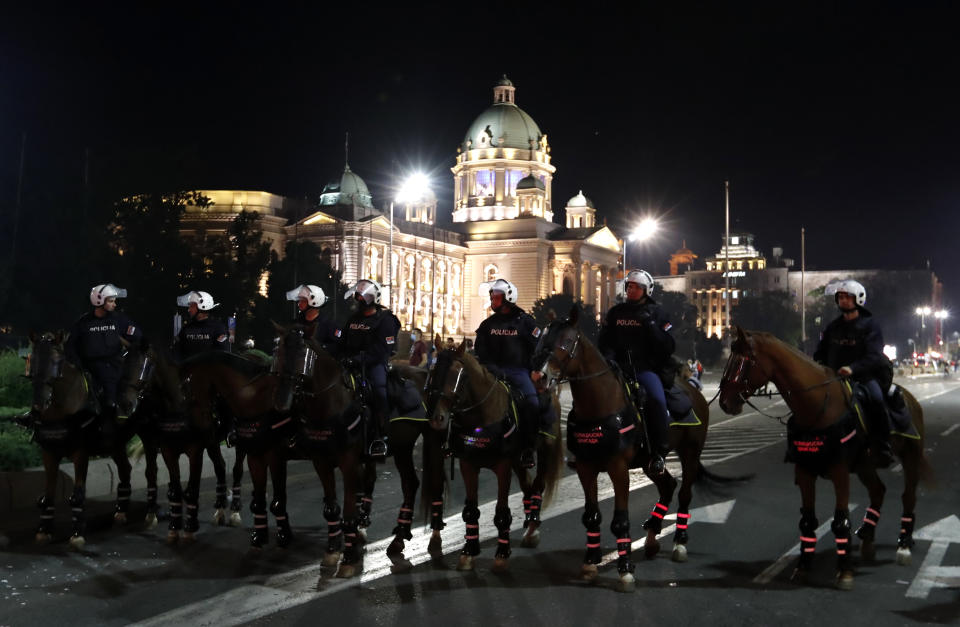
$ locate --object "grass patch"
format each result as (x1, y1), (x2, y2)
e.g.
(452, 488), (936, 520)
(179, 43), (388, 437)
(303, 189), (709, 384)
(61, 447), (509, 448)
(0, 410), (41, 472)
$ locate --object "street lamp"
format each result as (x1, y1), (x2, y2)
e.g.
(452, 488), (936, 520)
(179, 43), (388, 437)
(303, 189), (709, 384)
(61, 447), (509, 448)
(935, 309), (948, 346)
(623, 216), (659, 271)
(388, 173), (432, 313)
(916, 306), (932, 352)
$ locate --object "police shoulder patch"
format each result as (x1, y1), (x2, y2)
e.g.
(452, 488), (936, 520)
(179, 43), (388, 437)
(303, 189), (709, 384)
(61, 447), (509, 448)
(334, 329), (342, 337)
(532, 327), (542, 338)
(126, 325), (136, 335)
(385, 336), (395, 345)
(216, 334), (228, 343)
(663, 323), (673, 332)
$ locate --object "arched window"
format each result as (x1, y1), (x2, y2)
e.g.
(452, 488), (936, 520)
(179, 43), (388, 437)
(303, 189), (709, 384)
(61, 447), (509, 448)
(485, 264), (499, 283)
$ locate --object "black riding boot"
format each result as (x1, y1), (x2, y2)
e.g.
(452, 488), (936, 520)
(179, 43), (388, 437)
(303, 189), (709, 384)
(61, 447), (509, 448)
(518, 404), (538, 469)
(367, 409), (388, 459)
(870, 404), (894, 469)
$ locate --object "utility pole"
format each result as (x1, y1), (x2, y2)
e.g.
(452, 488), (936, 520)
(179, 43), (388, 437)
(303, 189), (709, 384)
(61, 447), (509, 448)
(724, 180), (731, 344)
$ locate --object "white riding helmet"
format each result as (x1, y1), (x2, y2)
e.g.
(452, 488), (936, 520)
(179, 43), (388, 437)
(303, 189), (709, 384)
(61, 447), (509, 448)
(825, 279), (866, 306)
(90, 284), (127, 307)
(615, 279), (627, 303)
(176, 290), (219, 311)
(286, 284), (327, 308)
(624, 270), (654, 296)
(484, 278), (518, 304)
(344, 279), (382, 306)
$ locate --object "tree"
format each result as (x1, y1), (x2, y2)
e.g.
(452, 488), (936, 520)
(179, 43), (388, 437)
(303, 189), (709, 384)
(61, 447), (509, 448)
(530, 294), (599, 344)
(732, 289), (802, 347)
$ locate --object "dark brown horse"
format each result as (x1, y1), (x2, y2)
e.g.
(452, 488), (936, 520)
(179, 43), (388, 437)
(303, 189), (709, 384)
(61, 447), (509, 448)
(27, 331), (160, 549)
(426, 340), (563, 573)
(719, 327), (930, 590)
(536, 309), (711, 592)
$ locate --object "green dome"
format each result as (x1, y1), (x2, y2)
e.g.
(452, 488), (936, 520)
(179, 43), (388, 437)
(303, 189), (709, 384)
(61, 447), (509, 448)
(463, 104), (542, 151)
(516, 173), (544, 190)
(320, 164), (374, 209)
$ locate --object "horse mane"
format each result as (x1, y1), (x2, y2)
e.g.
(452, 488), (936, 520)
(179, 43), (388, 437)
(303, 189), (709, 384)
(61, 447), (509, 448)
(749, 330), (833, 377)
(459, 350), (498, 387)
(181, 350), (270, 377)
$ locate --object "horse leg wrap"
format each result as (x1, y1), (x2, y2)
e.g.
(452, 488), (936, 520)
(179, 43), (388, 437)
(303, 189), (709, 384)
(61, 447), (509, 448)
(342, 517), (361, 564)
(37, 495), (55, 535)
(115, 482), (132, 514)
(323, 499), (343, 554)
(271, 498), (293, 547)
(69, 486), (86, 537)
(146, 486), (158, 513)
(675, 510), (691, 545)
(798, 508), (818, 568)
(642, 501), (669, 533)
(898, 513), (915, 549)
(494, 506), (512, 559)
(183, 486), (199, 533)
(167, 484), (183, 531)
(611, 509), (635, 574)
(831, 509), (852, 571)
(855, 507), (881, 543)
(582, 508), (603, 565)
(250, 497), (268, 547)
(462, 502), (481, 557)
(430, 499), (446, 531)
(214, 483), (227, 509)
(524, 493), (542, 529)
(392, 503), (414, 541)
(230, 485), (242, 513)
(356, 494), (373, 529)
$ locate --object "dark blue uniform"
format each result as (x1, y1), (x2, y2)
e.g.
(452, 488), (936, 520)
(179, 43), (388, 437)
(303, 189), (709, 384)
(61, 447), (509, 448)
(176, 316), (229, 360)
(65, 311), (143, 407)
(296, 310), (341, 349)
(340, 306), (401, 414)
(598, 298), (675, 456)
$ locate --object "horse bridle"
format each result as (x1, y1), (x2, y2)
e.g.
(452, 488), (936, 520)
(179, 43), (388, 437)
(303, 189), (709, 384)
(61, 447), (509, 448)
(430, 355), (499, 416)
(541, 325), (610, 386)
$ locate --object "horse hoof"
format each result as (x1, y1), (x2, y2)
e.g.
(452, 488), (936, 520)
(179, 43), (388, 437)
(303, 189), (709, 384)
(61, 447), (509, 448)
(860, 540), (876, 562)
(180, 531), (196, 544)
(114, 512), (128, 525)
(457, 555), (475, 571)
(68, 535), (86, 551)
(213, 509), (226, 526)
(35, 532), (52, 546)
(644, 537), (660, 559)
(428, 532), (443, 556)
(144, 513), (158, 530)
(228, 512), (243, 527)
(322, 551), (342, 567)
(836, 571), (854, 591)
(672, 544), (688, 563)
(617, 572), (636, 593)
(492, 557), (509, 573)
(357, 527), (368, 543)
(336, 563), (357, 579)
(387, 538), (404, 556)
(580, 563), (598, 583)
(896, 547), (912, 566)
(521, 529), (540, 548)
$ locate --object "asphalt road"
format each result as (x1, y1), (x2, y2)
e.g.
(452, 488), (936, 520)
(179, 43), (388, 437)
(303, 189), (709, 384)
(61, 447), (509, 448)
(2, 375), (959, 626)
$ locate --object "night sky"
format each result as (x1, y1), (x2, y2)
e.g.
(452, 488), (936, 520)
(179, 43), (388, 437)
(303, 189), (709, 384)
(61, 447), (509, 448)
(2, 4), (958, 301)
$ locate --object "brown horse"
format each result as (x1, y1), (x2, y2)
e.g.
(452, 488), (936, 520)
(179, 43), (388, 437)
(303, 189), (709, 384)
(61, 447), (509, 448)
(718, 327), (930, 590)
(27, 331), (160, 549)
(536, 309), (712, 591)
(426, 340), (563, 573)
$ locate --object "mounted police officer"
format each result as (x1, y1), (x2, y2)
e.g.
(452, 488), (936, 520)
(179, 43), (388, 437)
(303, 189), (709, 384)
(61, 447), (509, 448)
(474, 279), (543, 469)
(174, 290), (228, 360)
(598, 270), (675, 475)
(341, 279), (400, 458)
(814, 279), (894, 467)
(286, 284), (340, 349)
(65, 284), (143, 448)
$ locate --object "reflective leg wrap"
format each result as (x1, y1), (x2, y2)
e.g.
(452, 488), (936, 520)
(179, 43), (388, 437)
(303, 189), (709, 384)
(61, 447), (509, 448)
(798, 508), (818, 568)
(831, 509), (852, 571)
(167, 484), (183, 531)
(115, 482), (132, 514)
(342, 517), (361, 564)
(392, 502), (414, 540)
(523, 493), (542, 529)
(675, 510), (691, 545)
(69, 486), (86, 537)
(146, 486), (158, 513)
(855, 506), (881, 542)
(611, 509), (634, 574)
(430, 499), (446, 531)
(214, 483), (227, 509)
(582, 508), (603, 565)
(250, 497), (268, 547)
(271, 498), (293, 547)
(462, 501), (481, 557)
(323, 499), (343, 554)
(37, 495), (55, 535)
(898, 512), (915, 549)
(356, 494), (373, 529)
(643, 501), (669, 533)
(183, 486), (199, 533)
(230, 485), (242, 513)
(494, 506), (512, 559)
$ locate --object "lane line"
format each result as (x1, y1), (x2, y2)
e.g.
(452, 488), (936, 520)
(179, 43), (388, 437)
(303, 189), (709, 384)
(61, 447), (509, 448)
(941, 423), (960, 437)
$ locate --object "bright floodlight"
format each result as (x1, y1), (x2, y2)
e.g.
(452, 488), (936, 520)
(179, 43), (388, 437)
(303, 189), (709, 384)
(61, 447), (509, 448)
(397, 172), (431, 204)
(916, 306), (932, 316)
(630, 217), (659, 242)
(936, 310), (948, 319)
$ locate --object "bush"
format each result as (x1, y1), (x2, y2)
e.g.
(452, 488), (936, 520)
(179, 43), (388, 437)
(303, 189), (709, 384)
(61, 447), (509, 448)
(0, 350), (31, 408)
(0, 411), (41, 472)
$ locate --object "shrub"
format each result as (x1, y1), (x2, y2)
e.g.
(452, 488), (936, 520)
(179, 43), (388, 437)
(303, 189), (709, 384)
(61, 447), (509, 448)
(0, 413), (41, 472)
(0, 350), (31, 408)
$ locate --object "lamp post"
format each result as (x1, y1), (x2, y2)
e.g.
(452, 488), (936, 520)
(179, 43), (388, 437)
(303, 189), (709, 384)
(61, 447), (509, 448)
(935, 309), (948, 347)
(623, 216), (659, 272)
(916, 306), (932, 352)
(394, 173), (432, 327)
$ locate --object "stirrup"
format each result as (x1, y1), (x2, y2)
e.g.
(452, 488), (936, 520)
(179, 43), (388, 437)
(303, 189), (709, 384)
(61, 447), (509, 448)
(519, 448), (536, 469)
(368, 439), (388, 458)
(648, 454), (666, 476)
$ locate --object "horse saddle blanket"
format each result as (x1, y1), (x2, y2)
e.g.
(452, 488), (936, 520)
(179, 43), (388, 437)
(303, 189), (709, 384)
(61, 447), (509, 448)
(566, 408), (640, 462)
(785, 410), (862, 475)
(387, 371), (425, 419)
(665, 385), (700, 426)
(852, 383), (920, 439)
(450, 410), (519, 460)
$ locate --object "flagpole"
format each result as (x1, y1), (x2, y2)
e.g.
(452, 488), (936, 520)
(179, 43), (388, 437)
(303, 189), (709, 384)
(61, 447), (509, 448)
(724, 180), (731, 343)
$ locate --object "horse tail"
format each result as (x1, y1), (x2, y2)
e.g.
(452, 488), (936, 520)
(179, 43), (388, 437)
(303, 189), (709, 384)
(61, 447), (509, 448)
(540, 390), (565, 508)
(696, 461), (754, 483)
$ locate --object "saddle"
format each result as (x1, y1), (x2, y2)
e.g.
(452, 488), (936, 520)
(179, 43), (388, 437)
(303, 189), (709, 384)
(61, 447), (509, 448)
(386, 369), (426, 420)
(449, 386), (520, 460)
(566, 407), (641, 463)
(624, 377), (700, 427)
(851, 382), (920, 439)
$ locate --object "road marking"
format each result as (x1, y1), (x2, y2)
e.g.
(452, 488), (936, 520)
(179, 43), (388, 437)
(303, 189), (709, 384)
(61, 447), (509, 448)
(941, 423), (960, 437)
(752, 504), (860, 584)
(906, 514), (960, 599)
